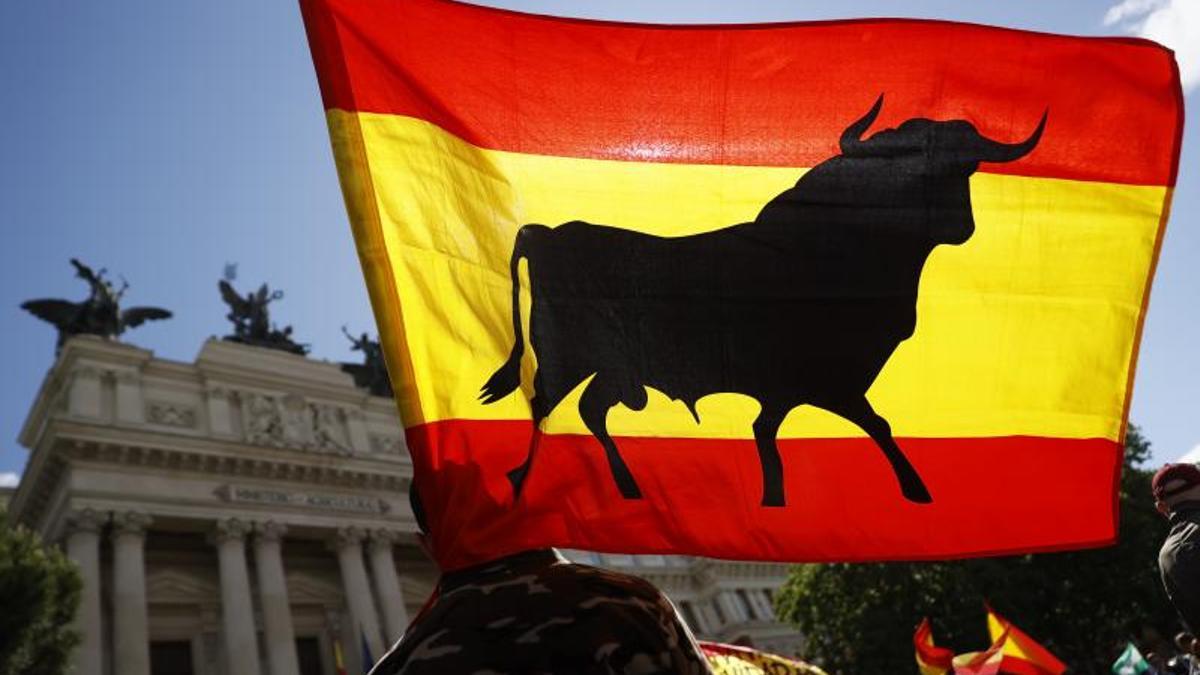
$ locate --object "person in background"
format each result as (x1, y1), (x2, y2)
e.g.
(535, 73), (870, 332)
(369, 487), (713, 675)
(1154, 463), (1200, 673)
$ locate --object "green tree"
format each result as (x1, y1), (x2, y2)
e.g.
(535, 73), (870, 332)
(0, 510), (81, 675)
(775, 426), (1178, 674)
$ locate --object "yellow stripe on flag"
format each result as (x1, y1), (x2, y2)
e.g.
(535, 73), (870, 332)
(330, 110), (1164, 443)
(987, 609), (1067, 673)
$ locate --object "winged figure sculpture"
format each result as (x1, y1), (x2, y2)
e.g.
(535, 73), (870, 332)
(21, 258), (172, 351)
(340, 326), (392, 397)
(217, 279), (308, 355)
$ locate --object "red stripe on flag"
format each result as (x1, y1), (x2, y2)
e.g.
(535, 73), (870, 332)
(404, 419), (1121, 570)
(300, 0), (1182, 186)
(995, 658), (1056, 675)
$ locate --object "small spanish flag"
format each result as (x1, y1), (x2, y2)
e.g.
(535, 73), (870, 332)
(333, 636), (348, 675)
(700, 641), (828, 674)
(986, 608), (1067, 675)
(915, 618), (954, 675)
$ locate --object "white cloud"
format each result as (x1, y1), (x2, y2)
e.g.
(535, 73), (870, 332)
(1104, 0), (1200, 92)
(0, 472), (19, 488)
(1176, 444), (1200, 464)
(1105, 0), (1163, 25)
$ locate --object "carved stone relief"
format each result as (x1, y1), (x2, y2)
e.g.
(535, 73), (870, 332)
(309, 403), (349, 455)
(280, 394), (312, 447)
(145, 401), (197, 428)
(234, 390), (358, 455)
(369, 435), (403, 455)
(242, 393), (284, 447)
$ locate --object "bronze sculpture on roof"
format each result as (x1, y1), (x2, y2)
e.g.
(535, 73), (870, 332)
(21, 258), (172, 352)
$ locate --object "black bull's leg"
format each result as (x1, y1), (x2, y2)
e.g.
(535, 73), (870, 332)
(509, 387), (934, 505)
(578, 376), (643, 499)
(753, 406), (789, 507)
(824, 396), (933, 503)
(507, 374), (645, 500)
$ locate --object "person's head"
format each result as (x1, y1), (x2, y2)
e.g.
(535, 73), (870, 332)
(1152, 464), (1200, 517)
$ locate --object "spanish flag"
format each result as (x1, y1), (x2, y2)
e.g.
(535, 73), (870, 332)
(915, 618), (954, 675)
(301, 0), (1183, 569)
(332, 637), (348, 675)
(985, 608), (1067, 675)
(700, 641), (828, 675)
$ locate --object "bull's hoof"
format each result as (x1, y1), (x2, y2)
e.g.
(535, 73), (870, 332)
(507, 465), (530, 498)
(760, 482), (786, 508)
(616, 477), (643, 500)
(901, 480), (933, 504)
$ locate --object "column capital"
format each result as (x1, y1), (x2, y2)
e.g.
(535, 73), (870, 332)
(112, 511), (152, 537)
(114, 370), (140, 385)
(214, 517), (252, 544)
(368, 529), (402, 554)
(73, 365), (102, 381)
(65, 508), (107, 535)
(255, 520), (288, 544)
(332, 526), (366, 550)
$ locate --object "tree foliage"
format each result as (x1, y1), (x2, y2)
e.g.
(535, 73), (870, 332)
(775, 426), (1178, 674)
(0, 511), (81, 675)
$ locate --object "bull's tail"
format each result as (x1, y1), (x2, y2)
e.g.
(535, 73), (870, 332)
(480, 224), (549, 404)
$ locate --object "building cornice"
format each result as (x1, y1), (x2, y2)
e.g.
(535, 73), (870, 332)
(194, 339), (369, 405)
(50, 419), (407, 473)
(19, 336), (155, 448)
(57, 435), (410, 492)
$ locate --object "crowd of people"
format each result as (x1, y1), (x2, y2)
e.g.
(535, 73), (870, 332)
(1145, 631), (1199, 674)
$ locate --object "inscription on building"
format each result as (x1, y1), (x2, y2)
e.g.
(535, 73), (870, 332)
(214, 484), (389, 514)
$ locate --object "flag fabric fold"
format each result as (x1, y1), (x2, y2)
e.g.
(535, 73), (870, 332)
(915, 618), (955, 675)
(699, 641), (828, 674)
(1111, 642), (1152, 675)
(301, 0), (1184, 569)
(333, 637), (348, 675)
(952, 648), (1005, 675)
(952, 624), (1009, 675)
(360, 629), (375, 674)
(985, 608), (1067, 675)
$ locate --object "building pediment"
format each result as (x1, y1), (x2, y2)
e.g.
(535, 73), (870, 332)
(285, 571), (344, 605)
(146, 568), (219, 604)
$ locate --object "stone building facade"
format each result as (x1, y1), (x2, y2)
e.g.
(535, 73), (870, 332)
(6, 336), (801, 675)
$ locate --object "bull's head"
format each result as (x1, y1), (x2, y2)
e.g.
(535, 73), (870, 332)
(838, 95), (1046, 245)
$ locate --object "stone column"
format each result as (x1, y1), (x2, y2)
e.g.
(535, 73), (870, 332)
(367, 531), (408, 643)
(331, 527), (384, 662)
(113, 370), (144, 424)
(755, 589), (775, 620)
(68, 366), (103, 419)
(254, 521), (299, 675)
(718, 591), (745, 623)
(344, 409), (371, 455)
(214, 518), (261, 675)
(112, 511), (153, 675)
(64, 509), (106, 675)
(207, 387), (235, 437)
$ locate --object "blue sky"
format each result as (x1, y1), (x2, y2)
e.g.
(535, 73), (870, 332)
(0, 0), (1194, 485)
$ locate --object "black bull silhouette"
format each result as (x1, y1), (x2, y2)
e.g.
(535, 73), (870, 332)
(480, 96), (1046, 507)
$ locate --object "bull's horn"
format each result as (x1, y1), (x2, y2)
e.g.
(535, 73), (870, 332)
(839, 94), (884, 155)
(974, 110), (1048, 163)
